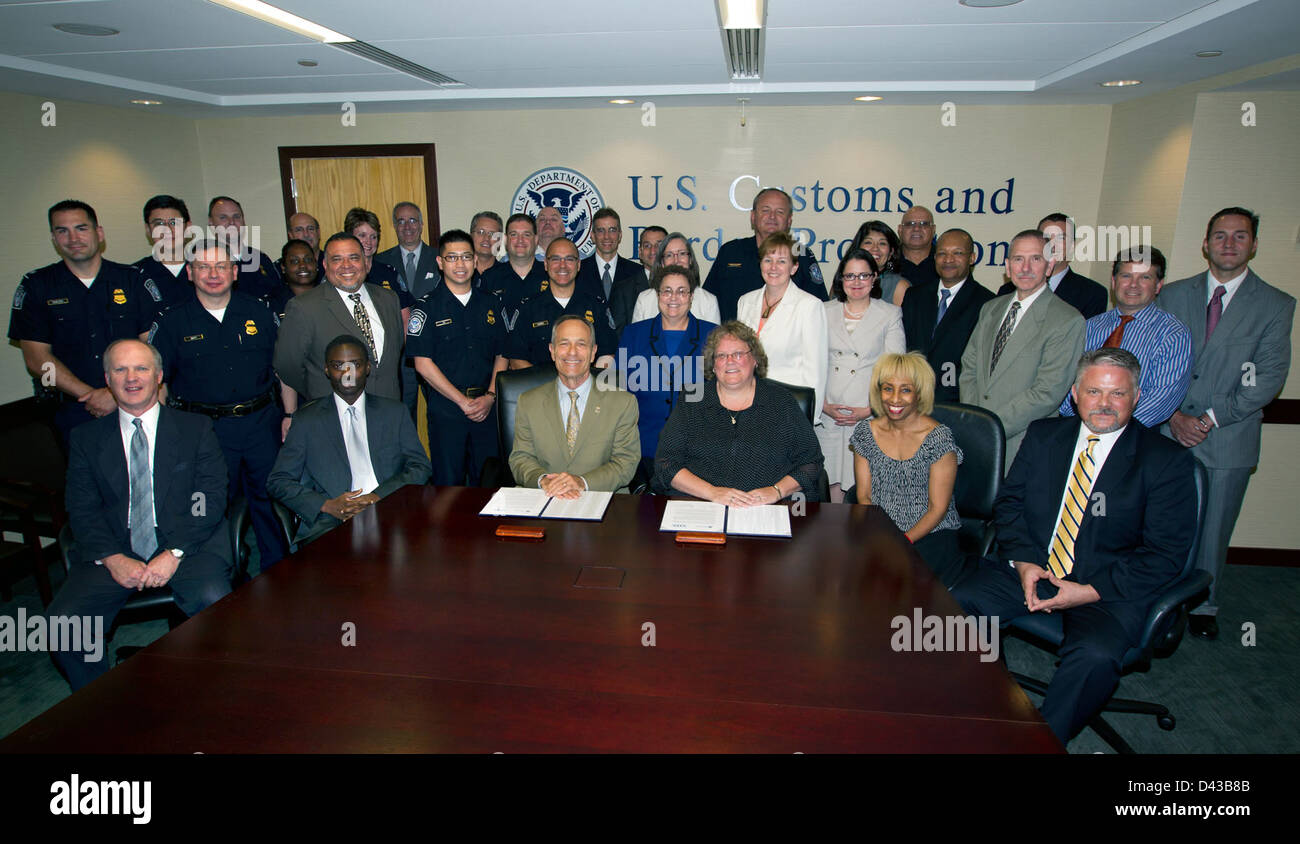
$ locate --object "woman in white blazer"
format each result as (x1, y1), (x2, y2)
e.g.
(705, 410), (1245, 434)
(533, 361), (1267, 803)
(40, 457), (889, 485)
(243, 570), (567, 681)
(818, 249), (905, 501)
(736, 233), (829, 422)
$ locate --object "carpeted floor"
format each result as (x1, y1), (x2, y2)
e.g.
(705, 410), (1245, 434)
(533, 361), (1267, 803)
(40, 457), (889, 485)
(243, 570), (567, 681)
(2, 558), (1296, 752)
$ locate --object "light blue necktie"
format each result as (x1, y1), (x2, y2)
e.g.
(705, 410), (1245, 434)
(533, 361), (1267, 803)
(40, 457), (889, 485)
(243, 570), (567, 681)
(129, 419), (157, 560)
(935, 288), (952, 335)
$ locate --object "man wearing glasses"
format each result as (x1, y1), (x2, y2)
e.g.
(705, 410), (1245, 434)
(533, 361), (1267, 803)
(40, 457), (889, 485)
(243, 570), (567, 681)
(897, 205), (941, 288)
(469, 211), (504, 277)
(406, 230), (509, 486)
(376, 202), (441, 300)
(151, 239), (289, 570)
(507, 239), (616, 369)
(576, 207), (643, 313)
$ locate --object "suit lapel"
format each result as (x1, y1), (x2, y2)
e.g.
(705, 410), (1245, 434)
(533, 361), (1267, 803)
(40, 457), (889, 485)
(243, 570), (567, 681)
(363, 394), (386, 475)
(542, 384), (566, 460)
(578, 383), (606, 453)
(1046, 417), (1083, 528)
(323, 284), (359, 336)
(153, 407), (177, 511)
(1079, 422), (1138, 542)
(98, 416), (129, 526)
(1204, 271), (1258, 354)
(991, 292), (1047, 378)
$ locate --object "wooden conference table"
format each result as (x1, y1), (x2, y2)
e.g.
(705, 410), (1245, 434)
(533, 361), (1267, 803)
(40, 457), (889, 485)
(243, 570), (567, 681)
(2, 486), (1060, 753)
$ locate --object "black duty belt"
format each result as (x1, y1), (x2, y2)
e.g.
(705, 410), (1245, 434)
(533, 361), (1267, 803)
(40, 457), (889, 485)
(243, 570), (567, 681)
(172, 391), (275, 418)
(464, 386), (487, 399)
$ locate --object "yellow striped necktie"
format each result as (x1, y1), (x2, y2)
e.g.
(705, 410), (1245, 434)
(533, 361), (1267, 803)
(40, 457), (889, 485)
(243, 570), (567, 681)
(566, 390), (580, 455)
(1047, 435), (1100, 578)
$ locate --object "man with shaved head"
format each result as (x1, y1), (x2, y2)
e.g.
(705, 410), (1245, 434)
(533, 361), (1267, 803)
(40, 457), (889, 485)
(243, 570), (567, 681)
(897, 205), (940, 287)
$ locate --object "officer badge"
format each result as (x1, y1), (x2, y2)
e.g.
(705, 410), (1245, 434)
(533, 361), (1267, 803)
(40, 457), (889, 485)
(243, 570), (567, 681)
(382, 280), (393, 290)
(143, 278), (162, 302)
(486, 309), (496, 325)
(112, 289), (127, 305)
(244, 320), (258, 336)
(11, 284), (24, 310)
(584, 310), (594, 324)
(407, 309), (426, 336)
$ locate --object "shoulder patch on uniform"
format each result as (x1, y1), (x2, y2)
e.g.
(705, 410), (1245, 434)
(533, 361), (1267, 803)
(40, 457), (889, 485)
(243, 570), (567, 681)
(147, 321), (158, 343)
(808, 262), (824, 284)
(407, 309), (426, 336)
(143, 278), (162, 302)
(272, 310), (280, 327)
(11, 283), (24, 310)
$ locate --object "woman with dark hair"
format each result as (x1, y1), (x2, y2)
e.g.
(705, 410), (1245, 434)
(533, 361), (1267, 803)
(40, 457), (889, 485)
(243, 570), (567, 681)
(344, 207), (415, 317)
(652, 321), (824, 503)
(819, 248), (905, 502)
(851, 220), (911, 306)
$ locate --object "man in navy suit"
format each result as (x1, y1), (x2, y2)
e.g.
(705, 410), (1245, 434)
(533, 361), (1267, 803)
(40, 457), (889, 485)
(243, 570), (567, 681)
(268, 335), (431, 544)
(48, 338), (233, 690)
(900, 228), (994, 403)
(951, 348), (1196, 744)
(998, 213), (1108, 318)
(575, 207), (642, 316)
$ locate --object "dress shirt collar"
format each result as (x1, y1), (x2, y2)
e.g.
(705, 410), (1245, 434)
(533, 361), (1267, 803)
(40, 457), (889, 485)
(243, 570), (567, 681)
(118, 401), (162, 447)
(556, 375), (594, 423)
(1206, 268), (1248, 310)
(938, 277), (966, 301)
(333, 390), (367, 419)
(400, 243), (422, 263)
(1048, 266), (1069, 292)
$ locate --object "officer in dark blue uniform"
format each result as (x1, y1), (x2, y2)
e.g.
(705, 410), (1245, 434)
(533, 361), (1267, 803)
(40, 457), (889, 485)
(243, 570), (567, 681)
(507, 238), (617, 367)
(406, 230), (509, 486)
(480, 213), (548, 322)
(208, 195), (286, 304)
(133, 194), (196, 313)
(703, 187), (827, 321)
(8, 200), (160, 446)
(150, 239), (287, 571)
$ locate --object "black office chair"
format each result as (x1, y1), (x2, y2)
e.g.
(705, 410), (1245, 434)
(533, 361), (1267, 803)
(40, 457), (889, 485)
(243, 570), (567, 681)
(769, 379), (831, 502)
(229, 496), (299, 575)
(479, 364), (558, 487)
(1005, 458), (1211, 754)
(930, 402), (1006, 558)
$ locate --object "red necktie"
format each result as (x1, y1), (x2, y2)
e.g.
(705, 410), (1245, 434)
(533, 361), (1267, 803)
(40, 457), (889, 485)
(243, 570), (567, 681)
(1102, 315), (1134, 348)
(1205, 285), (1226, 344)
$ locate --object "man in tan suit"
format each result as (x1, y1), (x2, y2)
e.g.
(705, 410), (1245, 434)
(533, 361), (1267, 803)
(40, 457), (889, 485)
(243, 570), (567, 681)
(508, 315), (640, 493)
(960, 229), (1085, 470)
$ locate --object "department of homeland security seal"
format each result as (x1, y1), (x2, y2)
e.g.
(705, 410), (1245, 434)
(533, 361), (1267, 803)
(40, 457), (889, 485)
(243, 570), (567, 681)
(510, 167), (605, 258)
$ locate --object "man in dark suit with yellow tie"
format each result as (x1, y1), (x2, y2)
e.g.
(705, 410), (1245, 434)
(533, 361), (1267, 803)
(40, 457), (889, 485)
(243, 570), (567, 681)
(952, 349), (1196, 744)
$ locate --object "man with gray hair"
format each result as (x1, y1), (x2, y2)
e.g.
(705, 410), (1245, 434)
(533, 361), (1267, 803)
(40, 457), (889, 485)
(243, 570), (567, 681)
(49, 337), (233, 690)
(376, 201), (440, 299)
(952, 347), (1196, 745)
(508, 314), (639, 494)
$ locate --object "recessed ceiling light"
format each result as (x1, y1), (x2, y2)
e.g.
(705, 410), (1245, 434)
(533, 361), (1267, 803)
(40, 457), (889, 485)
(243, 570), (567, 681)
(297, 59), (318, 67)
(130, 99), (162, 106)
(854, 95), (882, 102)
(959, 0), (1024, 7)
(206, 0), (354, 43)
(1195, 50), (1223, 58)
(52, 23), (120, 36)
(608, 99), (635, 105)
(1099, 79), (1142, 88)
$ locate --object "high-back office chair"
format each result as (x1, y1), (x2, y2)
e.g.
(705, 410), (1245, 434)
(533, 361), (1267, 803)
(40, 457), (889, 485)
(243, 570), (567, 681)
(229, 496), (300, 573)
(479, 364), (559, 488)
(1006, 458), (1211, 754)
(930, 402), (1006, 557)
(0, 398), (69, 605)
(57, 498), (250, 665)
(766, 380), (831, 502)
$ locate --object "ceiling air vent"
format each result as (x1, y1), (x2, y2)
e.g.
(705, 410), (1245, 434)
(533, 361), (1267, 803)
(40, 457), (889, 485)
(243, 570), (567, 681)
(723, 27), (762, 80)
(332, 40), (464, 87)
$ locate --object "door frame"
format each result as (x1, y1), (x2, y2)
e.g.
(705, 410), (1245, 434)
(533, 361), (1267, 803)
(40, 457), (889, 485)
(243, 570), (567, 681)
(276, 143), (441, 242)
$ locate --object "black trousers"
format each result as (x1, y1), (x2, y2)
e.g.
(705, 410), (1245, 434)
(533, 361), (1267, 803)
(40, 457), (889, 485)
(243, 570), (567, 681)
(951, 557), (1146, 744)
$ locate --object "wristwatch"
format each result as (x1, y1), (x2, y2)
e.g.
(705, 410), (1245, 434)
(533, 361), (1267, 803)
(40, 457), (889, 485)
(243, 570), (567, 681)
(171, 548), (185, 560)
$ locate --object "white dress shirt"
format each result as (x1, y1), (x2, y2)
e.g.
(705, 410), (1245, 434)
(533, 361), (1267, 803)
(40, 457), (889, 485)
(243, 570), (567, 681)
(334, 284), (385, 365)
(334, 392), (378, 494)
(1205, 268), (1248, 311)
(1051, 422), (1127, 540)
(118, 402), (161, 529)
(999, 282), (1049, 339)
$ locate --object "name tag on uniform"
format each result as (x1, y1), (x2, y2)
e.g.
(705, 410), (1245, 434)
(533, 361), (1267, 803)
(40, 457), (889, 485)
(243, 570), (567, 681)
(183, 333), (205, 342)
(435, 318), (453, 327)
(46, 298), (69, 306)
(727, 263), (742, 268)
(532, 320), (549, 328)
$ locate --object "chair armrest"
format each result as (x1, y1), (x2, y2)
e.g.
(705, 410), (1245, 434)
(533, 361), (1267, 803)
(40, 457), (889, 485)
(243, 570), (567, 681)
(480, 457), (516, 488)
(1138, 571), (1212, 649)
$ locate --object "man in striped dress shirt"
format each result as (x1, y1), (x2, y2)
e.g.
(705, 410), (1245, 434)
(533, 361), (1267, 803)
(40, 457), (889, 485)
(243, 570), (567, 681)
(1058, 246), (1191, 427)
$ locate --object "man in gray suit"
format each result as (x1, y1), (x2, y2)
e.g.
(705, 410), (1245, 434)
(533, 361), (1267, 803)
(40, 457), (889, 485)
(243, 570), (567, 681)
(375, 201), (441, 300)
(1158, 206), (1295, 639)
(960, 229), (1086, 470)
(268, 335), (431, 543)
(275, 232), (405, 403)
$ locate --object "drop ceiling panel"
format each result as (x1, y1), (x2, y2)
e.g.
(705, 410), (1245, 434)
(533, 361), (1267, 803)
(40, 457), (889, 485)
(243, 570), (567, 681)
(29, 42), (387, 83)
(0, 0), (312, 55)
(763, 60), (1062, 84)
(452, 64), (726, 90)
(766, 0), (1216, 27)
(185, 73), (425, 95)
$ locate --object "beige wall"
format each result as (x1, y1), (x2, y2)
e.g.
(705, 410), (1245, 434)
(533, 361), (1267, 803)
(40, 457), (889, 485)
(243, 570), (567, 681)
(0, 91), (203, 402)
(192, 102), (1110, 284)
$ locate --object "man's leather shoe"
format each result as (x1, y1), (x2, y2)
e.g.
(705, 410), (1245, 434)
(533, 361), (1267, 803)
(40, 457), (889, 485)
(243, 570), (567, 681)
(1190, 615), (1219, 640)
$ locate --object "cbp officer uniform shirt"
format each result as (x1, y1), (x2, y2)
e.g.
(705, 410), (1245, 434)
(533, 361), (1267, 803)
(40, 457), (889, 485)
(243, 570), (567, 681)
(483, 260), (549, 323)
(132, 255), (194, 314)
(233, 247), (286, 303)
(366, 260), (417, 311)
(149, 291), (286, 567)
(507, 290), (617, 367)
(703, 236), (828, 322)
(8, 259), (160, 440)
(406, 284), (509, 485)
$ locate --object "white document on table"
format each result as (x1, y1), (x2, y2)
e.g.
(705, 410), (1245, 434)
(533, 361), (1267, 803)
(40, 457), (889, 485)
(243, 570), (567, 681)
(724, 504), (792, 538)
(539, 490), (613, 521)
(479, 487), (551, 517)
(659, 500), (726, 533)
